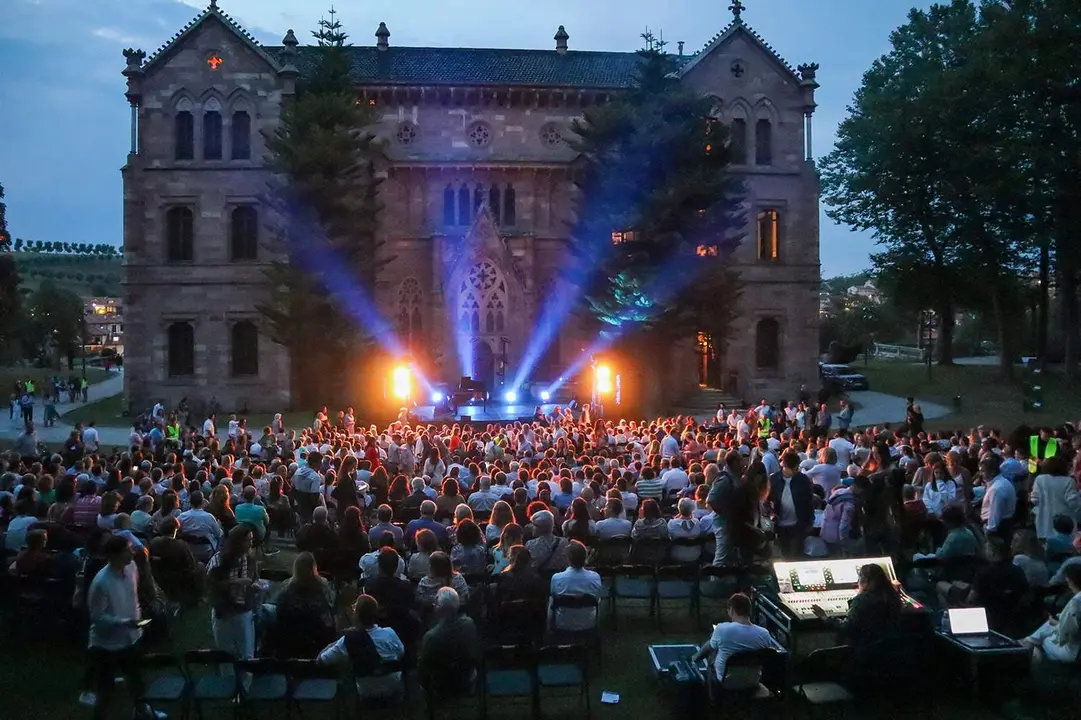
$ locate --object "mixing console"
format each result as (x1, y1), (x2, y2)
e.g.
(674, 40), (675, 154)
(779, 590), (854, 619)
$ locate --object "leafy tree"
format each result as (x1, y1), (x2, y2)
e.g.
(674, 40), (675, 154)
(13, 237), (23, 252)
(567, 40), (744, 363)
(0, 182), (9, 252)
(23, 280), (84, 367)
(0, 254), (21, 359)
(259, 8), (387, 407)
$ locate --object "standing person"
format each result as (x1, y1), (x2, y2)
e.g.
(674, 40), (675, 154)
(206, 525), (259, 662)
(768, 450), (814, 559)
(836, 400), (854, 432)
(87, 535), (160, 720)
(708, 450), (742, 566)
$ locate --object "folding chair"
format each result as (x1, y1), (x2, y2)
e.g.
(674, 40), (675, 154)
(184, 649), (240, 720)
(655, 564), (697, 630)
(612, 565), (656, 627)
(536, 644), (590, 719)
(139, 653), (189, 720)
(697, 565), (744, 627)
(547, 593), (601, 662)
(591, 536), (632, 568)
(490, 597), (547, 646)
(706, 647), (787, 710)
(481, 644), (537, 720)
(287, 658), (342, 720)
(628, 537), (671, 568)
(236, 658), (289, 719)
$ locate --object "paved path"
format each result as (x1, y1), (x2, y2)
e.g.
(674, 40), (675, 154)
(847, 390), (951, 428)
(5, 369), (134, 447)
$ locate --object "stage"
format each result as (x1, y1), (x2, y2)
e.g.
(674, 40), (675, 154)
(410, 402), (560, 424)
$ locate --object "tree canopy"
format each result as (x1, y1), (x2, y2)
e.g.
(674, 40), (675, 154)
(568, 41), (745, 345)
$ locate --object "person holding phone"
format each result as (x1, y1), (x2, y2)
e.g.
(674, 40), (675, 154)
(86, 535), (163, 720)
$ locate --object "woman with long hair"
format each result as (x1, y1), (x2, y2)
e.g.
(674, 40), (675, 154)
(436, 477), (465, 518)
(421, 447), (446, 484)
(208, 484), (236, 533)
(416, 551), (470, 607)
(561, 497), (597, 542)
(487, 500), (514, 544)
(408, 529), (439, 581)
(338, 505), (371, 561)
(450, 519), (488, 574)
(332, 456), (362, 515)
(497, 545), (547, 601)
(206, 525), (259, 661)
(491, 523), (524, 574)
(632, 498), (669, 540)
(274, 551), (336, 658)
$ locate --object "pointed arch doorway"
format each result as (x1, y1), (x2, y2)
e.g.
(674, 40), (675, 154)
(471, 339), (495, 391)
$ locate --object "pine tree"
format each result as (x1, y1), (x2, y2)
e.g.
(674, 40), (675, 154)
(259, 7), (388, 407)
(0, 254), (21, 359)
(0, 182), (10, 252)
(568, 42), (745, 345)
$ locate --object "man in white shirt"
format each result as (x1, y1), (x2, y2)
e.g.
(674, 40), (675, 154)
(176, 491), (224, 550)
(317, 594), (405, 698)
(662, 459), (690, 494)
(828, 432), (856, 469)
(202, 414), (216, 437)
(805, 448), (843, 496)
(596, 498), (633, 538)
(549, 540), (602, 631)
(692, 592), (782, 690)
(82, 421), (100, 453)
(660, 429), (680, 459)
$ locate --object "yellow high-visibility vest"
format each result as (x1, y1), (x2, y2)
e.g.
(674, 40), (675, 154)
(757, 417), (772, 438)
(1029, 435), (1057, 474)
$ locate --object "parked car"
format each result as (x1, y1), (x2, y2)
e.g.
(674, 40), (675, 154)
(819, 363), (870, 393)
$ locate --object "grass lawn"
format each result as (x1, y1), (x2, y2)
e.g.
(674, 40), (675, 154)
(58, 393), (127, 427)
(0, 367), (110, 396)
(860, 359), (1081, 432)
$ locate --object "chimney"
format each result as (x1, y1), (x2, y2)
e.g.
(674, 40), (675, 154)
(376, 22), (390, 50)
(677, 41), (684, 57)
(554, 25), (569, 54)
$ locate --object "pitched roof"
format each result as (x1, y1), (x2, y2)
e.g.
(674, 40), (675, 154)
(142, 2), (278, 74)
(261, 45), (644, 89)
(678, 18), (801, 84)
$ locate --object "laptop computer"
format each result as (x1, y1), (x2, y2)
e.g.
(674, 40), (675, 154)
(948, 607), (1016, 649)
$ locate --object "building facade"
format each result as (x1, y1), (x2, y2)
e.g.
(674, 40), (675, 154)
(84, 297), (125, 355)
(121, 1), (821, 412)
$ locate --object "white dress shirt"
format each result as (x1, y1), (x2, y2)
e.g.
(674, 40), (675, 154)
(549, 567), (602, 631)
(177, 508), (224, 548)
(88, 563), (143, 650)
(981, 475), (1017, 531)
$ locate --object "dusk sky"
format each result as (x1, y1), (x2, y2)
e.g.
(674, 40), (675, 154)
(0, 0), (932, 278)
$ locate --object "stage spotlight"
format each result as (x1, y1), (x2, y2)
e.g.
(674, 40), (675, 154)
(595, 364), (613, 395)
(431, 391), (443, 404)
(540, 390), (551, 401)
(504, 390), (518, 403)
(391, 365), (411, 400)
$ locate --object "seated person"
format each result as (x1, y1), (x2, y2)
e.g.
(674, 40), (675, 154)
(812, 563), (904, 666)
(149, 516), (204, 607)
(631, 499), (669, 540)
(1021, 563), (1081, 664)
(1046, 515), (1077, 559)
(549, 540), (601, 632)
(945, 537), (1028, 633)
(1048, 530), (1081, 586)
(318, 594), (406, 699)
(368, 504), (404, 548)
(295, 506), (338, 553)
(176, 491), (223, 559)
(919, 505), (981, 562)
(271, 551), (337, 659)
(9, 529), (52, 577)
(361, 531), (405, 580)
(497, 545), (548, 603)
(364, 547), (421, 651)
(524, 510), (569, 573)
(408, 529), (440, 581)
(234, 486), (270, 544)
(130, 495), (155, 534)
(405, 500), (450, 548)
(692, 592), (782, 690)
(899, 485), (928, 551)
(416, 551), (470, 608)
(595, 497), (632, 539)
(1012, 529), (1050, 587)
(449, 519), (488, 574)
(417, 587), (481, 699)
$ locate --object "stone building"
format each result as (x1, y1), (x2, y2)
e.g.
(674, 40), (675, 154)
(120, 0), (821, 412)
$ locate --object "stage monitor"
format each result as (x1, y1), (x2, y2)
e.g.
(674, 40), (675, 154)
(773, 557), (897, 594)
(460, 415), (472, 423)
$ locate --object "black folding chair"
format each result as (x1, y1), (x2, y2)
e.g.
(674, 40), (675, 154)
(138, 653), (189, 720)
(481, 644), (537, 720)
(287, 658), (343, 720)
(236, 658), (289, 719)
(706, 647), (787, 710)
(184, 649), (240, 720)
(536, 643), (591, 719)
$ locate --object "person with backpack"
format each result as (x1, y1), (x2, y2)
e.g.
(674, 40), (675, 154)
(317, 594), (405, 699)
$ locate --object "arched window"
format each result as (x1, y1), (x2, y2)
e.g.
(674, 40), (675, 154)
(397, 277), (423, 347)
(756, 209), (780, 261)
(457, 185), (470, 225)
(231, 111), (251, 160)
(203, 110), (223, 160)
(755, 118), (773, 165)
(230, 205), (258, 261)
(175, 111), (194, 160)
(165, 207), (194, 262)
(473, 184), (485, 215)
(502, 185), (516, 227)
(729, 118), (748, 164)
(755, 318), (780, 371)
(231, 321), (259, 376)
(489, 184), (501, 223)
(443, 185), (456, 226)
(167, 322), (195, 377)
(459, 260), (506, 338)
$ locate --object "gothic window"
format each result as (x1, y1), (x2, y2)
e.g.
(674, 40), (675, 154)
(467, 122), (492, 148)
(473, 184), (485, 213)
(440, 185), (453, 226)
(231, 111), (251, 160)
(730, 118), (748, 165)
(756, 119), (773, 165)
(231, 321), (259, 377)
(165, 207), (194, 262)
(489, 184), (501, 222)
(397, 277), (423, 347)
(230, 205), (258, 261)
(167, 322), (195, 377)
(203, 110), (223, 160)
(756, 209), (780, 261)
(502, 185), (516, 227)
(459, 260), (507, 338)
(175, 111), (194, 160)
(755, 318), (781, 371)
(457, 185), (471, 225)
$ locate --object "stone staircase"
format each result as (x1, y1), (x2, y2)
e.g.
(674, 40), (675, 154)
(670, 386), (744, 419)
